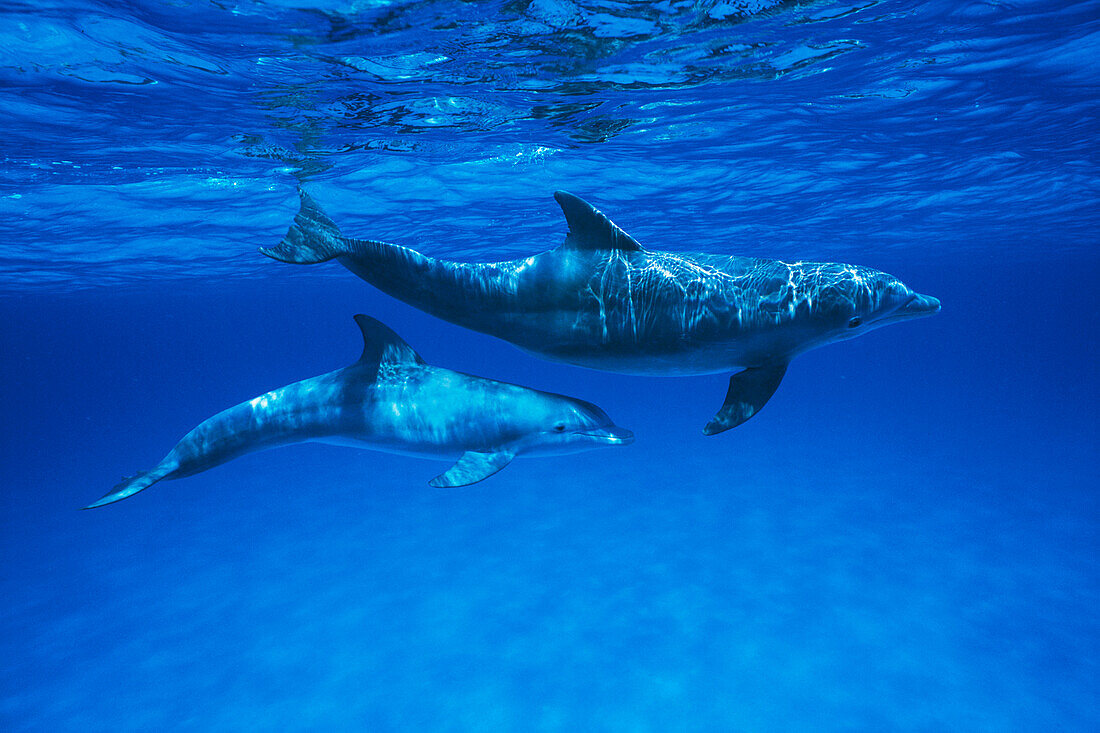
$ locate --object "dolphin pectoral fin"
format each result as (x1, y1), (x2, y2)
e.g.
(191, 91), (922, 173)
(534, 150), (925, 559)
(429, 450), (515, 488)
(703, 362), (790, 436)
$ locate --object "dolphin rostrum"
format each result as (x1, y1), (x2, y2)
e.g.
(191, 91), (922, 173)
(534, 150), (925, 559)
(262, 191), (940, 434)
(84, 315), (633, 509)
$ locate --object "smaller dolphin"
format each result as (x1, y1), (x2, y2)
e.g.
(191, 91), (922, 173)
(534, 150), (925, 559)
(84, 315), (632, 509)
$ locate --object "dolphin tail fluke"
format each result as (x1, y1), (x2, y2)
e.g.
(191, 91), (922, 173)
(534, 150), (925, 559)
(703, 362), (789, 435)
(83, 462), (176, 510)
(260, 188), (348, 264)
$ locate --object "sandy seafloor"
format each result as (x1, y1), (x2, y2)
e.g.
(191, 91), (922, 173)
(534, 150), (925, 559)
(2, 255), (1097, 730)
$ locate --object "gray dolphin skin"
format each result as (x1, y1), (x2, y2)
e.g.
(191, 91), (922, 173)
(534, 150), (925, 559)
(262, 190), (941, 434)
(84, 315), (632, 509)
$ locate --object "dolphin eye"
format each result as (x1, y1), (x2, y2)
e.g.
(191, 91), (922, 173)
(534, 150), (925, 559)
(847, 317), (863, 328)
(552, 422), (566, 433)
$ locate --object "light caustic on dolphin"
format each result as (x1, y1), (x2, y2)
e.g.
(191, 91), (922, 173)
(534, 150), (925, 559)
(84, 315), (632, 509)
(263, 190), (941, 433)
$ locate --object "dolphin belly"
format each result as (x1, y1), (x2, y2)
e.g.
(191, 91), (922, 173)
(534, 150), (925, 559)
(525, 342), (747, 376)
(309, 435), (460, 460)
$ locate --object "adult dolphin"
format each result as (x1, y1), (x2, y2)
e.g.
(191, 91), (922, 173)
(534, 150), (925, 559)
(84, 315), (632, 509)
(263, 191), (940, 434)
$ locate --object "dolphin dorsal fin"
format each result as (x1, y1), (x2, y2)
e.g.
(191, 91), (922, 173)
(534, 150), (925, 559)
(554, 191), (644, 252)
(353, 314), (424, 367)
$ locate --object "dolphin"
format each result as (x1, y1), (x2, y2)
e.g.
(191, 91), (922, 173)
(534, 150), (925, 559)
(262, 190), (940, 434)
(84, 315), (633, 509)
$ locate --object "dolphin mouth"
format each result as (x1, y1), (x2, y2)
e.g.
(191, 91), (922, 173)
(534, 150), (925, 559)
(889, 292), (941, 321)
(578, 427), (635, 445)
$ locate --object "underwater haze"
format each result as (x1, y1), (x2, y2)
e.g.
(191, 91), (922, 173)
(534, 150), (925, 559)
(2, 0), (1098, 730)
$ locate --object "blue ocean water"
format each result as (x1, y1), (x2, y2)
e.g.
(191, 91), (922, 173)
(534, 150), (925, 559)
(2, 0), (1098, 729)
